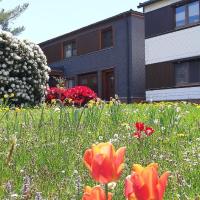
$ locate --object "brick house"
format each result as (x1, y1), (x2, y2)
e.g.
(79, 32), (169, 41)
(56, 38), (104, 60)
(39, 10), (145, 102)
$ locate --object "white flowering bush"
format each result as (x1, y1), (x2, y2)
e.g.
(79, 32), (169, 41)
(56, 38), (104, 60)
(0, 31), (50, 105)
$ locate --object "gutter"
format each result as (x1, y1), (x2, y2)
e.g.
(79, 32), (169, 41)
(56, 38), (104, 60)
(138, 0), (162, 8)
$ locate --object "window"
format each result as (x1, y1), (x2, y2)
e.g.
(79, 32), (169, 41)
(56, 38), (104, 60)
(176, 5), (186, 27)
(78, 73), (98, 93)
(64, 41), (77, 58)
(189, 1), (200, 23)
(65, 78), (75, 88)
(101, 27), (113, 49)
(175, 1), (200, 28)
(175, 60), (200, 85)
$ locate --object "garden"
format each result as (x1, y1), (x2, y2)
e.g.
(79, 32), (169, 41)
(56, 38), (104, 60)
(0, 31), (200, 200)
(0, 100), (200, 199)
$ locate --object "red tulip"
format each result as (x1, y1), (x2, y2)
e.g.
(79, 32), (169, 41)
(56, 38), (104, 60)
(133, 132), (142, 139)
(125, 163), (170, 200)
(83, 142), (126, 184)
(133, 122), (154, 138)
(145, 127), (154, 136)
(135, 122), (145, 131)
(82, 186), (112, 200)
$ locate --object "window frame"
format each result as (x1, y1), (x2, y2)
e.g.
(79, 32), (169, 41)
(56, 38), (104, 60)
(63, 40), (77, 59)
(78, 72), (98, 93)
(100, 26), (114, 49)
(65, 77), (75, 89)
(174, 59), (200, 87)
(175, 0), (200, 29)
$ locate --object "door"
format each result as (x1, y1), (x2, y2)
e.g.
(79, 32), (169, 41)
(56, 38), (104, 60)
(102, 69), (115, 100)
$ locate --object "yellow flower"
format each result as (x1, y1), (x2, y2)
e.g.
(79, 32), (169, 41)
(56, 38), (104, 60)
(15, 107), (21, 113)
(4, 94), (9, 99)
(9, 93), (15, 98)
(177, 133), (185, 138)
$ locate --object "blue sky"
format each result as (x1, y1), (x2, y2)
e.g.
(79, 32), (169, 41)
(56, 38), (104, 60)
(1, 0), (145, 43)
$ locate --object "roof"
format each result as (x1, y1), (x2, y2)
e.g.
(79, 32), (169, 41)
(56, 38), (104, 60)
(39, 9), (143, 46)
(138, 0), (162, 8)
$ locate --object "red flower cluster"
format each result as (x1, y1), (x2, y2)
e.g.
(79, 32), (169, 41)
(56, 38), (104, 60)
(46, 86), (97, 106)
(133, 122), (154, 139)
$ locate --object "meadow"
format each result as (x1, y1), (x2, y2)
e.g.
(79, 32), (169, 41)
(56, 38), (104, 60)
(0, 101), (199, 199)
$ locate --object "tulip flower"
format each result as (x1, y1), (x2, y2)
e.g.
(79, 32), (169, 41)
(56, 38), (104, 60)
(133, 122), (154, 139)
(135, 122), (145, 131)
(83, 142), (126, 184)
(125, 163), (170, 200)
(82, 186), (112, 200)
(145, 127), (154, 136)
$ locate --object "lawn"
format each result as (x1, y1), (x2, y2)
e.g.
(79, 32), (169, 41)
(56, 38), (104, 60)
(0, 102), (199, 199)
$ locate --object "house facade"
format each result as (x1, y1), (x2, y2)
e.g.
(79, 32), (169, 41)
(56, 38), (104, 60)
(39, 10), (145, 102)
(138, 0), (200, 101)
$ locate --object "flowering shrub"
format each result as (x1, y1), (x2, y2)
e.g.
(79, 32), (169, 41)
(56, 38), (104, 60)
(46, 86), (97, 106)
(46, 87), (66, 103)
(0, 31), (50, 105)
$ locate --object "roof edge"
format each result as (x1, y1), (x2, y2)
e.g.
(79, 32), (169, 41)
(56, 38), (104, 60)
(138, 0), (162, 8)
(39, 9), (143, 46)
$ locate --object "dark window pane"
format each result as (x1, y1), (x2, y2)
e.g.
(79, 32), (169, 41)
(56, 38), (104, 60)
(101, 28), (113, 48)
(176, 5), (186, 27)
(175, 62), (189, 84)
(66, 78), (75, 88)
(78, 73), (98, 93)
(64, 41), (77, 58)
(189, 60), (200, 82)
(189, 1), (200, 24)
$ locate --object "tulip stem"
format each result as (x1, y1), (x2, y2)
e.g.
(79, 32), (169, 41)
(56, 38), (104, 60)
(105, 184), (108, 200)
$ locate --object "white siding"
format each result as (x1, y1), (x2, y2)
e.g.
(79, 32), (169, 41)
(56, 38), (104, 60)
(146, 87), (200, 101)
(144, 0), (180, 13)
(145, 26), (200, 65)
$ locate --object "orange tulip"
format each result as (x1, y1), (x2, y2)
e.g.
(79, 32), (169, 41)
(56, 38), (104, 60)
(83, 142), (126, 184)
(125, 163), (170, 200)
(82, 186), (112, 200)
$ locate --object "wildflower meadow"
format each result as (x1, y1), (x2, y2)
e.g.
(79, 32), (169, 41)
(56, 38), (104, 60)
(0, 101), (199, 199)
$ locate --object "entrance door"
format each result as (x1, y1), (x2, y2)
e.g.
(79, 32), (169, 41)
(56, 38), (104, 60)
(102, 69), (115, 100)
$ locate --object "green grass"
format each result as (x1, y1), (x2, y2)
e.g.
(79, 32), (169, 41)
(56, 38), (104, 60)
(0, 102), (200, 199)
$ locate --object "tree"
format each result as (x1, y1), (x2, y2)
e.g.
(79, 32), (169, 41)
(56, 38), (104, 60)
(0, 0), (29, 35)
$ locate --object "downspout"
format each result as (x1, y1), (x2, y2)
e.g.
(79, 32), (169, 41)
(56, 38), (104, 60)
(126, 15), (131, 103)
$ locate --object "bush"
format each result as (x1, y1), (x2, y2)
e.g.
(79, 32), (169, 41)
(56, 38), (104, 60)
(46, 86), (97, 106)
(0, 31), (50, 105)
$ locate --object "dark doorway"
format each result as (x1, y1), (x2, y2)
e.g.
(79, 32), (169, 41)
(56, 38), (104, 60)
(102, 69), (115, 100)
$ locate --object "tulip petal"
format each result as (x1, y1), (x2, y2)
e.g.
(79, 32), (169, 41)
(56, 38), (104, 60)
(132, 164), (144, 174)
(83, 149), (93, 171)
(91, 154), (114, 183)
(131, 173), (148, 200)
(115, 147), (126, 168)
(125, 175), (134, 198)
(157, 171), (170, 200)
(141, 165), (159, 199)
(82, 186), (112, 200)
